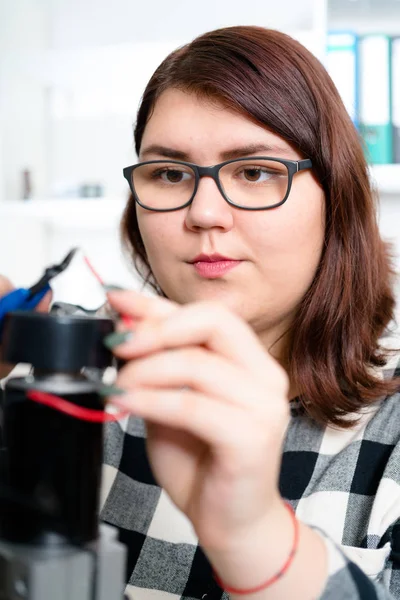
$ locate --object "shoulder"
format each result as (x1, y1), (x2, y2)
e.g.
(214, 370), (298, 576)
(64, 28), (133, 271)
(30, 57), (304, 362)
(370, 334), (400, 430)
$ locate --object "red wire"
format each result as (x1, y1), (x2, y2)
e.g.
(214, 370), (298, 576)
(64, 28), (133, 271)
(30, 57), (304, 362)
(24, 256), (132, 423)
(84, 253), (134, 330)
(27, 390), (129, 423)
(84, 253), (135, 330)
(27, 254), (132, 423)
(84, 255), (105, 286)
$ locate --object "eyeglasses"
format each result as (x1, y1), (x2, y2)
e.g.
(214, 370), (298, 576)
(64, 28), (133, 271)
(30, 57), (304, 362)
(123, 156), (313, 212)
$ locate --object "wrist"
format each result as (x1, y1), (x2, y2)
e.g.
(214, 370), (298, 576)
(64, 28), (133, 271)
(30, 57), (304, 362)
(206, 503), (328, 600)
(213, 502), (298, 595)
(205, 499), (292, 591)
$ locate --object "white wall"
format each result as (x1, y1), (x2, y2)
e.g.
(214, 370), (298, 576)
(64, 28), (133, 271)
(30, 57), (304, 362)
(50, 0), (317, 48)
(379, 196), (400, 303)
(0, 0), (326, 202)
(0, 0), (51, 201)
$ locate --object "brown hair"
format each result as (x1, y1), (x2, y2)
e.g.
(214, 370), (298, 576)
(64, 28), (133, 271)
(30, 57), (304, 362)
(121, 25), (400, 427)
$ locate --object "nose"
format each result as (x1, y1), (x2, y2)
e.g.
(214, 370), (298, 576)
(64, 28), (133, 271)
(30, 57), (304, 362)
(184, 175), (234, 232)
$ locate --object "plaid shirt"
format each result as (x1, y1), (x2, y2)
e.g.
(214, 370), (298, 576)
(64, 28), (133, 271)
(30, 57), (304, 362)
(100, 347), (400, 600)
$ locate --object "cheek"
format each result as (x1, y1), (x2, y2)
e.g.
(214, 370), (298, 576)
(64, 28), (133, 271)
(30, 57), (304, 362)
(249, 192), (325, 272)
(137, 211), (180, 263)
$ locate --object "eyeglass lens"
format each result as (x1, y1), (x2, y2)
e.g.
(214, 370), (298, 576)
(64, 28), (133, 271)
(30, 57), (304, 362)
(131, 159), (290, 209)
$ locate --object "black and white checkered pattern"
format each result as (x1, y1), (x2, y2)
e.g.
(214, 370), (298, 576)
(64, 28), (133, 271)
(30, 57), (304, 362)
(101, 344), (400, 600)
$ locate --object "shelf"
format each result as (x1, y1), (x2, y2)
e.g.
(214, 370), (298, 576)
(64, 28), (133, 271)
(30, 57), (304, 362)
(0, 197), (127, 228)
(328, 0), (400, 35)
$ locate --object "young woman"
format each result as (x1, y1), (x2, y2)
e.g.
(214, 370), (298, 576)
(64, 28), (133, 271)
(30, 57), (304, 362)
(101, 26), (400, 599)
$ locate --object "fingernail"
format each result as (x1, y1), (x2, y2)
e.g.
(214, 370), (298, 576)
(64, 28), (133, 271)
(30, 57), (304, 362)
(121, 314), (135, 328)
(103, 331), (133, 349)
(98, 384), (126, 397)
(109, 395), (132, 408)
(103, 284), (125, 292)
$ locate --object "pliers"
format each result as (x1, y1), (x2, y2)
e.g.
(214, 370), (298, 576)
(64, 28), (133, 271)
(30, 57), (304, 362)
(0, 248), (78, 339)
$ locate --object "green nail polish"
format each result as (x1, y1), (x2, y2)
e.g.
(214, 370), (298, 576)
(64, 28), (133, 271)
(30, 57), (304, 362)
(98, 384), (126, 397)
(103, 284), (125, 292)
(103, 331), (133, 349)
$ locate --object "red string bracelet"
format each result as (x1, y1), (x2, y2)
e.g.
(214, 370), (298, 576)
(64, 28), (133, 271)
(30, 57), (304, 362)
(213, 502), (299, 595)
(27, 390), (130, 423)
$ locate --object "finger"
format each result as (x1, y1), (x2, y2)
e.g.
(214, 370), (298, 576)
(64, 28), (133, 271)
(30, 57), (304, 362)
(36, 290), (53, 313)
(107, 289), (178, 322)
(0, 276), (15, 379)
(1, 284), (51, 380)
(0, 276), (13, 297)
(114, 301), (286, 384)
(117, 346), (263, 409)
(111, 387), (257, 451)
(0, 363), (14, 379)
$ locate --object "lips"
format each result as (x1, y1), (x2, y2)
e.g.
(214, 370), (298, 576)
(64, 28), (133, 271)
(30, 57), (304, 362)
(189, 253), (236, 263)
(189, 254), (241, 278)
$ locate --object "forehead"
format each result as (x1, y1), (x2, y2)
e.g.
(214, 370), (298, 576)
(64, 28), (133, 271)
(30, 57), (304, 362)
(140, 88), (299, 161)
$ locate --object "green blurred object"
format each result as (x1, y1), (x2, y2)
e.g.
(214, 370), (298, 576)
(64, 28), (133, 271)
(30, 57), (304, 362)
(360, 123), (393, 165)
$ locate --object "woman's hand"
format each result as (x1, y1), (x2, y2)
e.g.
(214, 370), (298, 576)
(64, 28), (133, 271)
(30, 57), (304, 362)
(0, 275), (52, 379)
(0, 275), (14, 378)
(107, 290), (290, 554)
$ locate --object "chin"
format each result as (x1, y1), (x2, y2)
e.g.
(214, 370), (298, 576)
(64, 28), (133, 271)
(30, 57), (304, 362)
(174, 286), (247, 315)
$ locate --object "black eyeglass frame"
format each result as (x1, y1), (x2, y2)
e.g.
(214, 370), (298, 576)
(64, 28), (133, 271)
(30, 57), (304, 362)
(123, 156), (313, 212)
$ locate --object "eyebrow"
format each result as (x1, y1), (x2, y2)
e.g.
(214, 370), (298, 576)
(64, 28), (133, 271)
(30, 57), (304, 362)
(140, 143), (293, 162)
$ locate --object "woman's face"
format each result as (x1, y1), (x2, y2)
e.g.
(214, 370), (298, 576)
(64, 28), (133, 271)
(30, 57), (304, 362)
(136, 89), (325, 351)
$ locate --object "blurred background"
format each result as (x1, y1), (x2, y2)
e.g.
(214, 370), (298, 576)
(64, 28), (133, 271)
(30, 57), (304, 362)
(0, 0), (399, 315)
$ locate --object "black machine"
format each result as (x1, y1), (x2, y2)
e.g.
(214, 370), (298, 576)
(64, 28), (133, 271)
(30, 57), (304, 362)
(0, 309), (127, 600)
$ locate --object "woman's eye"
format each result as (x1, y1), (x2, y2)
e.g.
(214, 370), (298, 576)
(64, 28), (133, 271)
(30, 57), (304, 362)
(241, 168), (274, 182)
(155, 170), (191, 183)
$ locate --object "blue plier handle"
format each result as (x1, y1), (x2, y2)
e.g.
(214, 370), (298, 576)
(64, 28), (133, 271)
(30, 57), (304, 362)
(0, 248), (78, 341)
(0, 286), (51, 319)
